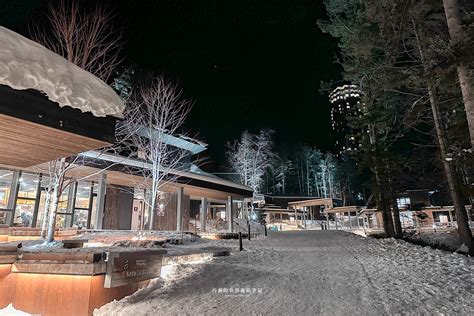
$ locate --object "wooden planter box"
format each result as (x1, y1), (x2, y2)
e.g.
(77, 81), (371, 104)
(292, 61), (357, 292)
(0, 249), (166, 316)
(0, 227), (81, 242)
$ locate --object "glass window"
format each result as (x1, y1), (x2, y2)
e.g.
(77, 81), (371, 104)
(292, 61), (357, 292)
(0, 170), (13, 225)
(0, 170), (13, 209)
(397, 197), (411, 208)
(17, 173), (38, 199)
(36, 190), (49, 228)
(14, 173), (39, 227)
(57, 185), (70, 214)
(35, 176), (72, 228)
(73, 209), (88, 229)
(72, 181), (94, 228)
(75, 183), (91, 209)
(55, 214), (72, 228)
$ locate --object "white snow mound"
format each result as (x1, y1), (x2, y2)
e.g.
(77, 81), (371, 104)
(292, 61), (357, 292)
(0, 304), (30, 315)
(0, 27), (124, 118)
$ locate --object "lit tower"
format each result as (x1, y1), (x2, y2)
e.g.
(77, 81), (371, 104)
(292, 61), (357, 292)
(329, 84), (362, 156)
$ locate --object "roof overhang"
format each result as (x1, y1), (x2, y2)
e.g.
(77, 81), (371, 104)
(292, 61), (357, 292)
(0, 85), (116, 168)
(288, 198), (334, 208)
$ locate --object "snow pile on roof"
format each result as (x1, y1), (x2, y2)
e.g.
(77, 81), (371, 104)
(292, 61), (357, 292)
(0, 27), (124, 118)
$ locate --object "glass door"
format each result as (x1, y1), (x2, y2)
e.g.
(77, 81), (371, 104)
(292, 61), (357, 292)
(14, 173), (39, 227)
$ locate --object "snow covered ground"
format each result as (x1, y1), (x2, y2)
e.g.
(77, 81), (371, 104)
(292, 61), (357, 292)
(402, 229), (462, 252)
(95, 230), (473, 315)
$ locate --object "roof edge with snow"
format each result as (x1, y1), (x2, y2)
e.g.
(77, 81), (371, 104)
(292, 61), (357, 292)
(0, 27), (124, 118)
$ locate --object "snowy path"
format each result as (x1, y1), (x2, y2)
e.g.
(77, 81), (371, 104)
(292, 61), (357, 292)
(96, 231), (474, 315)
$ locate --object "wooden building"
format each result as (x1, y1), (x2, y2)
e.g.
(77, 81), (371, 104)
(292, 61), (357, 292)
(0, 27), (123, 169)
(0, 27), (253, 232)
(0, 27), (124, 228)
(0, 139), (253, 232)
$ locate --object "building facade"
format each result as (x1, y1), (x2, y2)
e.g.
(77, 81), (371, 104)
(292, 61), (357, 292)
(329, 84), (363, 156)
(0, 27), (252, 233)
(0, 135), (253, 232)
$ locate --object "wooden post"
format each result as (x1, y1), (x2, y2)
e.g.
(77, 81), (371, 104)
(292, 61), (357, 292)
(31, 173), (44, 227)
(264, 224), (267, 236)
(348, 211), (352, 230)
(200, 197), (207, 232)
(176, 187), (184, 232)
(7, 171), (20, 226)
(326, 212), (330, 230)
(239, 232), (243, 251)
(247, 221), (251, 240)
(303, 207), (307, 229)
(94, 172), (107, 230)
(227, 196), (234, 232)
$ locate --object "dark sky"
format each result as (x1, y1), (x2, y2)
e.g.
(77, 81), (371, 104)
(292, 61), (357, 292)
(1, 0), (341, 169)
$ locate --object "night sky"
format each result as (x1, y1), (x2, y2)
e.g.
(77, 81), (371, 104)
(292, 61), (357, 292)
(1, 0), (341, 169)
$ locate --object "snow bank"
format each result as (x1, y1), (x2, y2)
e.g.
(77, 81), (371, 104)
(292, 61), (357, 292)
(23, 240), (63, 251)
(203, 219), (264, 234)
(0, 27), (124, 118)
(0, 304), (30, 316)
(403, 229), (462, 252)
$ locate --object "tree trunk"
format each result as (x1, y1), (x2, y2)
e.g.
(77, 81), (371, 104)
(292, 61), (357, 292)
(46, 184), (60, 242)
(442, 0), (474, 148)
(374, 165), (395, 237)
(315, 174), (320, 197)
(368, 120), (395, 237)
(148, 191), (156, 231)
(387, 169), (403, 238)
(391, 197), (403, 238)
(428, 84), (473, 253)
(40, 190), (51, 239)
(46, 159), (66, 242)
(306, 160), (310, 195)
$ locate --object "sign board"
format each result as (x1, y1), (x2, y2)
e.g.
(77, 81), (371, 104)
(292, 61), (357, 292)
(104, 249), (167, 288)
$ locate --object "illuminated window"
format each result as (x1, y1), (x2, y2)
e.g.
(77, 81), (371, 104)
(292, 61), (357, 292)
(14, 173), (40, 227)
(0, 170), (13, 225)
(397, 197), (411, 208)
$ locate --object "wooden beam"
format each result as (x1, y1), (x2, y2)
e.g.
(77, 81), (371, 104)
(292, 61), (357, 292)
(288, 198), (333, 208)
(325, 206), (358, 213)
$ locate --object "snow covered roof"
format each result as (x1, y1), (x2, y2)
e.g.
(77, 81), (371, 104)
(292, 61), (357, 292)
(0, 27), (124, 118)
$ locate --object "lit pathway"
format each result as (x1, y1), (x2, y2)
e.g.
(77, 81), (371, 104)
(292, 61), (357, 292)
(97, 230), (474, 315)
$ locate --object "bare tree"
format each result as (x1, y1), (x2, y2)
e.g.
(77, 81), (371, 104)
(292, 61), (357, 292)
(119, 76), (192, 230)
(34, 156), (91, 241)
(227, 129), (274, 194)
(34, 152), (127, 242)
(29, 0), (122, 82)
(26, 0), (124, 241)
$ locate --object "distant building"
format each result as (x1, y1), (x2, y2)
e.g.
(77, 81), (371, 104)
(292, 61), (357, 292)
(329, 84), (363, 156)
